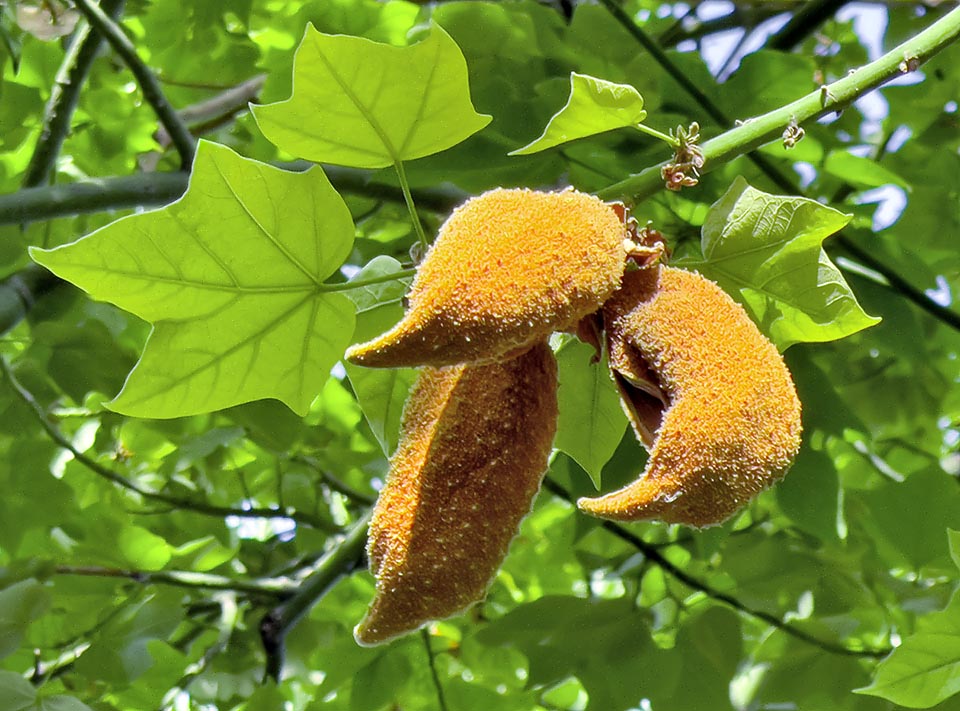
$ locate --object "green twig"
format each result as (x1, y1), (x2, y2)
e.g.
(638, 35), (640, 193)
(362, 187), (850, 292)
(72, 0), (196, 168)
(599, 6), (960, 201)
(543, 479), (891, 659)
(0, 359), (342, 533)
(633, 122), (679, 146)
(598, 5), (960, 333)
(260, 511), (371, 681)
(23, 0), (125, 188)
(323, 267), (417, 293)
(54, 565), (296, 598)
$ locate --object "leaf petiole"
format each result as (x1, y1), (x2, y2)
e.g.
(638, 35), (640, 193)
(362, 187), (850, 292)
(633, 122), (679, 147)
(324, 267), (417, 293)
(394, 160), (430, 252)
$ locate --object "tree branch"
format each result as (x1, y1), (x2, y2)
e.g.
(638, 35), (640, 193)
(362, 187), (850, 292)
(0, 165), (465, 226)
(54, 565), (297, 598)
(543, 479), (891, 658)
(597, 5), (960, 332)
(72, 0), (196, 168)
(1, 172), (189, 225)
(0, 358), (342, 533)
(0, 265), (63, 336)
(260, 512), (371, 681)
(22, 0), (125, 188)
(767, 0), (850, 51)
(599, 6), (960, 201)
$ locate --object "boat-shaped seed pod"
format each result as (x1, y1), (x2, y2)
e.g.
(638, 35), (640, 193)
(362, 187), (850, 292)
(578, 265), (802, 528)
(355, 340), (558, 646)
(346, 188), (627, 368)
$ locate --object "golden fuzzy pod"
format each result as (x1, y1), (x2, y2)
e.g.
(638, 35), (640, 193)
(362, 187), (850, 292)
(354, 341), (558, 646)
(578, 265), (803, 527)
(350, 187), (804, 644)
(346, 188), (627, 368)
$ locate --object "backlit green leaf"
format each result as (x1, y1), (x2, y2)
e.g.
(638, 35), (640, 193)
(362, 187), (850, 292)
(554, 340), (628, 489)
(857, 588), (960, 708)
(510, 73), (647, 155)
(692, 176), (880, 350)
(31, 141), (356, 418)
(252, 23), (491, 168)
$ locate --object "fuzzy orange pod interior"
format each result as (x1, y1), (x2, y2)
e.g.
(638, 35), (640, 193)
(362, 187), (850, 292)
(355, 340), (558, 646)
(346, 188), (627, 368)
(578, 265), (802, 527)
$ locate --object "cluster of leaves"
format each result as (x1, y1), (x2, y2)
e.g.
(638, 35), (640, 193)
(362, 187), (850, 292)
(1, 1), (960, 710)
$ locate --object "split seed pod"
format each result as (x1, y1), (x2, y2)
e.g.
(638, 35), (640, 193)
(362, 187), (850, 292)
(346, 188), (627, 368)
(578, 265), (802, 527)
(355, 340), (558, 646)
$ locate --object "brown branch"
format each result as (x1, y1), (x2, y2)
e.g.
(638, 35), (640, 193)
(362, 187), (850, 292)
(0, 358), (342, 533)
(544, 479), (892, 658)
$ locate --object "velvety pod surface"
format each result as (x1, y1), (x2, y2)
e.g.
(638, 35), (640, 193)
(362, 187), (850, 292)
(347, 188), (627, 368)
(355, 341), (558, 646)
(579, 266), (802, 527)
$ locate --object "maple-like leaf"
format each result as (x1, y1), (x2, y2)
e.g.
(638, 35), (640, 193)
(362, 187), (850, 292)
(252, 23), (491, 169)
(510, 72), (647, 156)
(31, 141), (356, 418)
(688, 176), (880, 350)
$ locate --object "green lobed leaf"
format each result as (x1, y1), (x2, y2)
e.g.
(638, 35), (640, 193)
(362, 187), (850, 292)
(31, 141), (357, 418)
(510, 72), (647, 155)
(252, 22), (491, 168)
(554, 339), (628, 489)
(692, 176), (880, 350)
(856, 588), (960, 708)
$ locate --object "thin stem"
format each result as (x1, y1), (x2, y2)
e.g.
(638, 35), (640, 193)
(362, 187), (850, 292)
(0, 359), (342, 533)
(55, 565), (296, 598)
(633, 123), (679, 147)
(72, 0), (196, 168)
(543, 479), (891, 658)
(23, 0), (125, 188)
(394, 160), (430, 252)
(260, 511), (371, 681)
(321, 267), (416, 293)
(422, 629), (450, 711)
